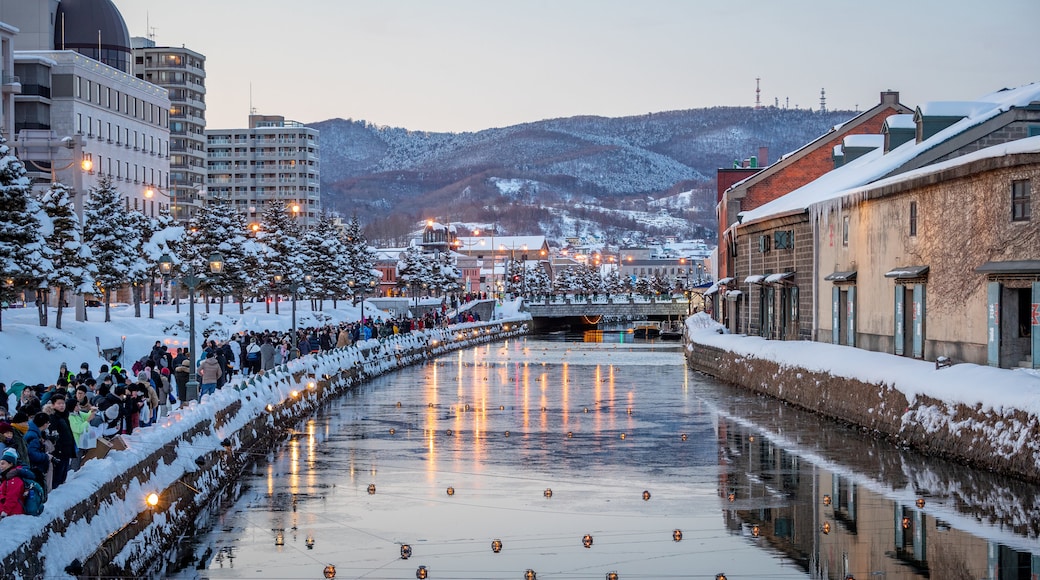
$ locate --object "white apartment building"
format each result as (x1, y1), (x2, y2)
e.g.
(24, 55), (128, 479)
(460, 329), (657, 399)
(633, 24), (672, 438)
(133, 37), (206, 223)
(3, 0), (171, 218)
(14, 50), (171, 217)
(0, 21), (17, 140)
(205, 114), (321, 228)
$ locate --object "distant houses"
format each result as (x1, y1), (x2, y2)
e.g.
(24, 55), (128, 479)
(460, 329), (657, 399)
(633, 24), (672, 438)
(714, 83), (1040, 370)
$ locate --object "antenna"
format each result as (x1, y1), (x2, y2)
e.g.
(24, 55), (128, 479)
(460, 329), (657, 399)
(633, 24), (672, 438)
(146, 12), (157, 41)
(754, 78), (762, 110)
(820, 88), (827, 113)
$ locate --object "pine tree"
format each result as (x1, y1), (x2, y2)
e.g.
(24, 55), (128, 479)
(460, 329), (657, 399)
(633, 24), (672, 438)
(396, 244), (429, 305)
(343, 214), (378, 294)
(84, 175), (138, 322)
(142, 207), (183, 318)
(259, 201), (307, 304)
(187, 200), (246, 315)
(40, 182), (96, 329)
(505, 258), (525, 295)
(125, 209), (157, 318)
(307, 213), (351, 309)
(0, 138), (52, 330)
(431, 250), (461, 297)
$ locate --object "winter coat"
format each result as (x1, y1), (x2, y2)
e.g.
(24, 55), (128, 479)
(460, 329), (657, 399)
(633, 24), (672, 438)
(96, 393), (123, 438)
(24, 423), (50, 479)
(48, 409), (77, 460)
(335, 331), (351, 349)
(198, 357), (222, 385)
(259, 342), (276, 370)
(0, 466), (27, 517)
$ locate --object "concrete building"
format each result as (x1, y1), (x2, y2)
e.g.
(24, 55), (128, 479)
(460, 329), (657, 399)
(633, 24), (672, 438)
(132, 36), (206, 222)
(0, 21), (17, 140)
(205, 114), (321, 228)
(3, 0), (171, 218)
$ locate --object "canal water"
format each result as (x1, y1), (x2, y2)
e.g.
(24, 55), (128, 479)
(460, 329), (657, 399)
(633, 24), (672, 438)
(171, 331), (1040, 579)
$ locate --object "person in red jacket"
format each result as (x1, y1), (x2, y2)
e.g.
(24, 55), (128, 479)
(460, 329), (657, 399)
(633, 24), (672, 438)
(0, 447), (26, 518)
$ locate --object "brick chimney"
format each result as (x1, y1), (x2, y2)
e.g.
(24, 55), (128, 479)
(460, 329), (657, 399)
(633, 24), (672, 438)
(757, 146), (768, 167)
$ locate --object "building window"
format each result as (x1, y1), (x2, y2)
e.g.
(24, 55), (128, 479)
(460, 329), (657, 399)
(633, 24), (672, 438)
(774, 230), (793, 250)
(1012, 180), (1031, 221)
(842, 216), (850, 246)
(909, 201), (918, 236)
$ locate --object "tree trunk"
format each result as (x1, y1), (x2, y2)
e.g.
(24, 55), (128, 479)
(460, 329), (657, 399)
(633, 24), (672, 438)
(219, 295), (224, 315)
(148, 279), (155, 319)
(204, 291), (210, 314)
(104, 289), (112, 322)
(55, 286), (65, 330)
(238, 294), (245, 314)
(37, 288), (48, 327)
(133, 283), (142, 318)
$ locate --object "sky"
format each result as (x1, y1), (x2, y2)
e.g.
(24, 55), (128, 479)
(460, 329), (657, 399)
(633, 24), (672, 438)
(111, 0), (1040, 134)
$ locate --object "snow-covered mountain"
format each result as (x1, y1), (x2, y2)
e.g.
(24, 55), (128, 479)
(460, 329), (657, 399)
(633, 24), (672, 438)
(314, 106), (857, 246)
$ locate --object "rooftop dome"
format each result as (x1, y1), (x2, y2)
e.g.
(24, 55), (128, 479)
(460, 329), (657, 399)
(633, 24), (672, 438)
(53, 0), (132, 73)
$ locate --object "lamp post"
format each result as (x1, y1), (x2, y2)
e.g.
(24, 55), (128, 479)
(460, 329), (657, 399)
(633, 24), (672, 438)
(160, 251), (224, 403)
(275, 273), (309, 360)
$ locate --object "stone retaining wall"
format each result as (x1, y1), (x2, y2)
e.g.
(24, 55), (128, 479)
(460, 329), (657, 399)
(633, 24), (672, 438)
(685, 339), (1040, 484)
(0, 322), (528, 580)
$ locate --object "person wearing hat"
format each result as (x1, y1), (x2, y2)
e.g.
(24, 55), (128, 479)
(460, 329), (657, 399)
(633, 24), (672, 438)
(4, 413), (29, 465)
(43, 394), (76, 489)
(0, 448), (28, 517)
(0, 421), (26, 467)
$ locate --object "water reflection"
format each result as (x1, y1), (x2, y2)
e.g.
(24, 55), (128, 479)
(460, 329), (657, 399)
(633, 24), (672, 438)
(173, 335), (1040, 579)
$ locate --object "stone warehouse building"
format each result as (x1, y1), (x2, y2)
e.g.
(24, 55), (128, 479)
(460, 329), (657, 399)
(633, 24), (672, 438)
(727, 83), (1040, 370)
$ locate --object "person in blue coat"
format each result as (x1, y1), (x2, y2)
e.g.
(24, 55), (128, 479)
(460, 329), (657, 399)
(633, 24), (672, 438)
(23, 413), (51, 485)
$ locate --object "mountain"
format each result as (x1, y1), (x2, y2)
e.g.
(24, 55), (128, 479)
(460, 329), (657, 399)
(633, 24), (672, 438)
(313, 106), (857, 246)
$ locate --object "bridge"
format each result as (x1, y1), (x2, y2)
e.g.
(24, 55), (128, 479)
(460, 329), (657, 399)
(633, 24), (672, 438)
(525, 295), (692, 330)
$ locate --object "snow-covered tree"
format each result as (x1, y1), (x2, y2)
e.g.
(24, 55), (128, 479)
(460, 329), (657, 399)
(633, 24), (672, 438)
(505, 258), (525, 295)
(188, 200), (252, 314)
(602, 269), (623, 298)
(259, 201), (307, 302)
(142, 208), (183, 318)
(525, 264), (552, 301)
(342, 214), (379, 305)
(41, 182), (96, 329)
(430, 250), (461, 296)
(396, 244), (430, 301)
(84, 175), (138, 322)
(0, 138), (52, 330)
(305, 213), (352, 308)
(125, 209), (157, 318)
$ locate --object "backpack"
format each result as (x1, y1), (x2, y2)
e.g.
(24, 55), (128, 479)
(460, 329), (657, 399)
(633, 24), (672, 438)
(20, 473), (47, 516)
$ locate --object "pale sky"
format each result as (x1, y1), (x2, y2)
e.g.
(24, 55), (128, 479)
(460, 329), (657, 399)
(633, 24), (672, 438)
(113, 0), (1040, 133)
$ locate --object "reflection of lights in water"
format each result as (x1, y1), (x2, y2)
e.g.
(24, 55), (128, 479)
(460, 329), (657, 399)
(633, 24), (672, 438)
(823, 494), (832, 506)
(306, 536), (315, 549)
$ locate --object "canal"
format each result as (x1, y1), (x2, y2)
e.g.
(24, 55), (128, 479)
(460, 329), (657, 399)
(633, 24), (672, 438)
(171, 332), (1040, 579)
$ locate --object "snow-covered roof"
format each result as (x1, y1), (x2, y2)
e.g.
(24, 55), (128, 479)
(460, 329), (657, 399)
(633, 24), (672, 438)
(916, 101), (997, 118)
(843, 134), (884, 149)
(744, 274), (766, 284)
(455, 235), (547, 252)
(883, 114), (915, 130)
(738, 82), (1040, 226)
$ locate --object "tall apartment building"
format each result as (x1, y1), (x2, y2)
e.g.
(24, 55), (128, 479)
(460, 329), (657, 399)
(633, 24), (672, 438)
(0, 20), (17, 139)
(132, 37), (206, 222)
(2, 0), (171, 218)
(205, 114), (321, 228)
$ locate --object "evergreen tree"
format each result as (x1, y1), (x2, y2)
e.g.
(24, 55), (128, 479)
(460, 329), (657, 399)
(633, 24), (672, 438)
(229, 209), (269, 313)
(40, 182), (96, 329)
(142, 207), (183, 318)
(525, 265), (552, 301)
(396, 245), (429, 304)
(603, 269), (623, 299)
(431, 250), (461, 297)
(188, 200), (247, 314)
(343, 214), (379, 304)
(505, 258), (525, 295)
(307, 213), (351, 308)
(0, 138), (52, 330)
(84, 175), (137, 322)
(125, 209), (157, 318)
(259, 201), (307, 302)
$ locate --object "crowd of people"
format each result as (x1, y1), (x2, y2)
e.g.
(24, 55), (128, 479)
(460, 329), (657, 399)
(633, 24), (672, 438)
(0, 306), (484, 518)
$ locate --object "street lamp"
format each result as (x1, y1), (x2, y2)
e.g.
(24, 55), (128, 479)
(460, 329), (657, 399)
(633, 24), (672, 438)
(349, 278), (379, 323)
(159, 251), (224, 402)
(275, 273), (310, 360)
